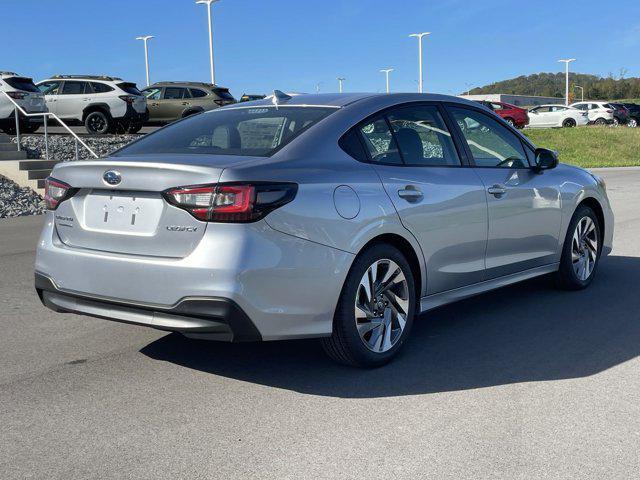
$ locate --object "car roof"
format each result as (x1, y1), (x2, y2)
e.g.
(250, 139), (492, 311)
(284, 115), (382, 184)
(230, 92), (482, 109)
(148, 81), (229, 89)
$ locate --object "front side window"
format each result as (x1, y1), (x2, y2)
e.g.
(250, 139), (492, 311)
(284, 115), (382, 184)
(449, 107), (529, 168)
(387, 105), (460, 166)
(38, 81), (61, 95)
(114, 106), (337, 157)
(358, 117), (402, 165)
(143, 88), (162, 100)
(60, 81), (85, 95)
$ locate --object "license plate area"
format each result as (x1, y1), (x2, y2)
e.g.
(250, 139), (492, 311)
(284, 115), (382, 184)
(82, 190), (163, 235)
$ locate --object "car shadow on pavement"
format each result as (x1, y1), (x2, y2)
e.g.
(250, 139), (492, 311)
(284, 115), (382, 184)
(141, 255), (640, 398)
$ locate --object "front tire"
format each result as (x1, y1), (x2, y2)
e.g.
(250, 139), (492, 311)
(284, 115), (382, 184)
(562, 118), (576, 128)
(628, 118), (638, 128)
(84, 111), (111, 135)
(321, 244), (416, 367)
(505, 118), (516, 127)
(555, 205), (602, 290)
(127, 123), (143, 134)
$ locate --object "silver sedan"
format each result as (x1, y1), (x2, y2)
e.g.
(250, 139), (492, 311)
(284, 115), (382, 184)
(35, 92), (613, 367)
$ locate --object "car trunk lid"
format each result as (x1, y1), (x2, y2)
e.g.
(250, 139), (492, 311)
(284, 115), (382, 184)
(49, 157), (238, 258)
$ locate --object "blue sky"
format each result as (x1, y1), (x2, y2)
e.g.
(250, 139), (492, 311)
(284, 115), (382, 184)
(3, 0), (639, 96)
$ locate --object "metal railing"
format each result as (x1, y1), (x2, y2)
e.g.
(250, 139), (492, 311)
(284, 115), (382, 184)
(1, 91), (98, 160)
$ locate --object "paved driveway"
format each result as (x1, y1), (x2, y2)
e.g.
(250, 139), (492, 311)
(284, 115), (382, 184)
(1, 168), (639, 479)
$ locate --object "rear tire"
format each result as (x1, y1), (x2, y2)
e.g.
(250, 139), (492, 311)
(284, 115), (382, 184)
(127, 123), (143, 134)
(555, 205), (602, 291)
(594, 117), (607, 126)
(321, 244), (416, 368)
(505, 117), (516, 127)
(562, 118), (576, 128)
(84, 111), (111, 135)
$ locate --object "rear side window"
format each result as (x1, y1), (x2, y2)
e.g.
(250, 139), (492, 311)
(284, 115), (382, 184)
(387, 105), (460, 166)
(190, 88), (208, 98)
(4, 77), (40, 92)
(114, 106), (337, 157)
(358, 118), (402, 165)
(61, 81), (86, 95)
(339, 129), (368, 162)
(91, 82), (114, 93)
(164, 87), (186, 99)
(117, 82), (142, 96)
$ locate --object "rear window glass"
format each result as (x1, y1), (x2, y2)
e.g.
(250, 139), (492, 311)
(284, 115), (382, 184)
(114, 106), (337, 157)
(4, 77), (40, 92)
(117, 82), (142, 96)
(213, 88), (235, 101)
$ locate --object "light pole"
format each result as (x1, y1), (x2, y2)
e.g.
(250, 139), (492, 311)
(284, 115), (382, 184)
(196, 0), (219, 85)
(574, 85), (584, 102)
(337, 77), (345, 93)
(315, 82), (323, 94)
(558, 58), (576, 106)
(380, 68), (393, 93)
(409, 32), (430, 93)
(135, 35), (153, 86)
(465, 82), (473, 95)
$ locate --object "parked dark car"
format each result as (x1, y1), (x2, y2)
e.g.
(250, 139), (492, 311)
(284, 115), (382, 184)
(474, 100), (529, 128)
(607, 103), (629, 126)
(622, 103), (640, 128)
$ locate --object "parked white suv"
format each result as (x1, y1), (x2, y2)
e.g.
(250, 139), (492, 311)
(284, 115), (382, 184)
(527, 104), (588, 128)
(0, 72), (47, 134)
(570, 102), (614, 125)
(36, 75), (148, 134)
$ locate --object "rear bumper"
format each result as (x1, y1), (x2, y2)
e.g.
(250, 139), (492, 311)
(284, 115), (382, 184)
(119, 105), (149, 124)
(35, 213), (354, 340)
(35, 272), (261, 341)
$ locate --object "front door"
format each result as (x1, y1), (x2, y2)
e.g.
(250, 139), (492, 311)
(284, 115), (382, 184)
(56, 81), (89, 120)
(357, 104), (488, 294)
(38, 80), (62, 116)
(447, 105), (562, 279)
(160, 87), (191, 123)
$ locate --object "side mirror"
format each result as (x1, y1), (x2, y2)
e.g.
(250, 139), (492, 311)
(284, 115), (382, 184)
(534, 148), (558, 172)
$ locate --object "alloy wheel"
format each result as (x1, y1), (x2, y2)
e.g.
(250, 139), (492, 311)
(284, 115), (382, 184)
(571, 216), (598, 281)
(89, 115), (106, 133)
(354, 259), (409, 353)
(628, 118), (638, 128)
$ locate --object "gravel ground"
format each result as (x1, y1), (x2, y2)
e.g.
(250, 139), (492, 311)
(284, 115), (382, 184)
(14, 134), (141, 161)
(0, 175), (45, 218)
(0, 135), (140, 218)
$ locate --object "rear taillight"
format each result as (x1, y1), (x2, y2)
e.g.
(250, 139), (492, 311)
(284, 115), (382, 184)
(44, 177), (73, 210)
(606, 109), (613, 114)
(119, 95), (137, 104)
(7, 91), (26, 100)
(163, 183), (298, 223)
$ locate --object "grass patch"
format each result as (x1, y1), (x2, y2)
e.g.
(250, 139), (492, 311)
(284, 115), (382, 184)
(523, 126), (640, 168)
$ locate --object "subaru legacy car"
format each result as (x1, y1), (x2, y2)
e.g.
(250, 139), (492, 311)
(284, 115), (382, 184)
(35, 93), (613, 367)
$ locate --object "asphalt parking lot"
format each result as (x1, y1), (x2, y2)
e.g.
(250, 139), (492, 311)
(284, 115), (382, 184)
(1, 168), (639, 479)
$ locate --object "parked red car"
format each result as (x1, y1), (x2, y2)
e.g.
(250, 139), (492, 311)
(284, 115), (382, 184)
(476, 101), (529, 128)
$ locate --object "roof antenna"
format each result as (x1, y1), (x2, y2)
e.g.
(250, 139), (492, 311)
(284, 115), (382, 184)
(272, 89), (292, 110)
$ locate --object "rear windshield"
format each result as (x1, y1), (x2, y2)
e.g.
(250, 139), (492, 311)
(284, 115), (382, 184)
(117, 82), (142, 96)
(4, 77), (40, 93)
(114, 106), (337, 157)
(213, 88), (235, 101)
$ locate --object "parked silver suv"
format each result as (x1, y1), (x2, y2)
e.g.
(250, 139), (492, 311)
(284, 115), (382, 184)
(35, 93), (614, 367)
(36, 75), (148, 134)
(0, 72), (47, 134)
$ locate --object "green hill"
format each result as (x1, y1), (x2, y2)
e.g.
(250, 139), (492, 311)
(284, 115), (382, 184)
(468, 73), (640, 101)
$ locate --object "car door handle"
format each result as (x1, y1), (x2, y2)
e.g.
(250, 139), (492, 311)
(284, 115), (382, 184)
(151, 103), (159, 106)
(181, 102), (190, 105)
(398, 186), (423, 202)
(487, 184), (507, 197)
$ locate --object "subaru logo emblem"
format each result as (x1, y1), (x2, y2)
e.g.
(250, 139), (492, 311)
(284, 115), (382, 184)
(103, 170), (121, 186)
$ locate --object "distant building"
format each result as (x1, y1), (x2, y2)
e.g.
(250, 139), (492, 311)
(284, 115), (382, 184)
(459, 93), (563, 107)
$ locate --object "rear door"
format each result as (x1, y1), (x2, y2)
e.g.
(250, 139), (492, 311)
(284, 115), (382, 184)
(357, 103), (488, 294)
(446, 105), (562, 278)
(160, 87), (190, 122)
